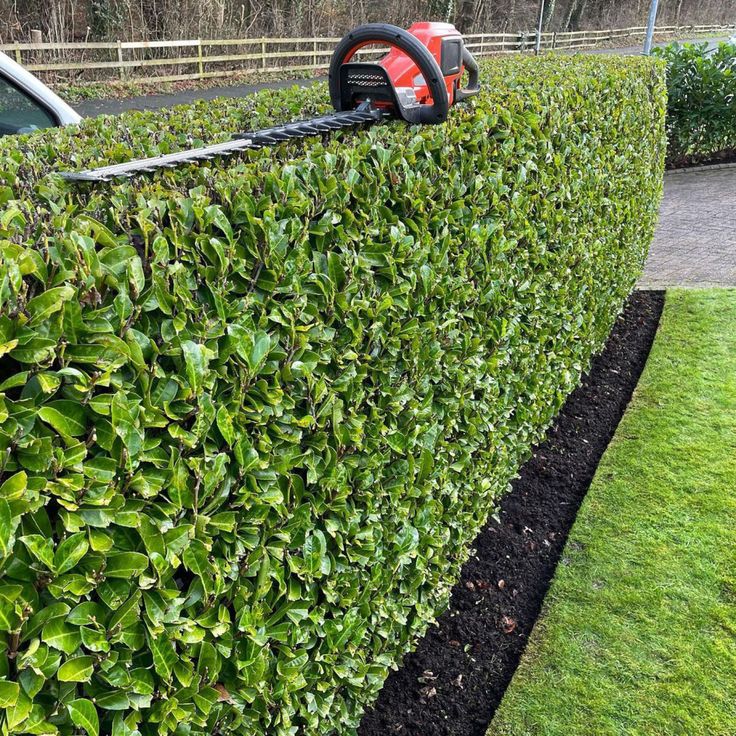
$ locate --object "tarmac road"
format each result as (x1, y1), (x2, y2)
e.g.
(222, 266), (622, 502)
(74, 76), (323, 117)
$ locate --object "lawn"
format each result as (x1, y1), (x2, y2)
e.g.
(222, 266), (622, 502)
(490, 289), (736, 736)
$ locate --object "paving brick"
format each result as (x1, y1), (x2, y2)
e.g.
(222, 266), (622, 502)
(639, 168), (736, 288)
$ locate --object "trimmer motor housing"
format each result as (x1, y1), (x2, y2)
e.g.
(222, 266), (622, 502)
(329, 22), (480, 124)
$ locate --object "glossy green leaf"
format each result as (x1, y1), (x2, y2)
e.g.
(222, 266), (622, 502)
(182, 340), (209, 393)
(37, 401), (87, 438)
(147, 630), (177, 681)
(182, 539), (213, 596)
(54, 532), (89, 574)
(95, 689), (130, 711)
(0, 499), (13, 558)
(247, 331), (271, 373)
(67, 698), (99, 736)
(57, 656), (94, 682)
(303, 530), (330, 577)
(105, 552), (149, 578)
(20, 535), (55, 569)
(0, 470), (27, 500)
(26, 286), (75, 325)
(42, 618), (82, 655)
(67, 601), (109, 626)
(4, 688), (32, 729)
(0, 679), (19, 707)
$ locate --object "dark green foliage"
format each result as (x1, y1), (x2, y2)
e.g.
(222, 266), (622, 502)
(0, 56), (664, 736)
(653, 41), (736, 165)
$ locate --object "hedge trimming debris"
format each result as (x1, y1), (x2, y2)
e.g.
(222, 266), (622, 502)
(0, 55), (664, 736)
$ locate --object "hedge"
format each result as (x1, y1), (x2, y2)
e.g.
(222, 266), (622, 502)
(653, 41), (736, 166)
(0, 55), (664, 736)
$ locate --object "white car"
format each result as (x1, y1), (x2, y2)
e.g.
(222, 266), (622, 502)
(0, 50), (80, 136)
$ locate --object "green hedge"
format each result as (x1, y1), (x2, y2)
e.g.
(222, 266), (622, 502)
(653, 41), (736, 166)
(0, 55), (664, 736)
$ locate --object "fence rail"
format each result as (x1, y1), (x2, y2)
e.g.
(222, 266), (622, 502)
(1, 23), (734, 85)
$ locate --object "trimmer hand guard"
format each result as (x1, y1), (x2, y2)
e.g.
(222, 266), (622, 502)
(329, 22), (481, 124)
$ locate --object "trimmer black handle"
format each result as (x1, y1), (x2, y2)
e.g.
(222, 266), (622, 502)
(328, 23), (450, 124)
(454, 45), (481, 102)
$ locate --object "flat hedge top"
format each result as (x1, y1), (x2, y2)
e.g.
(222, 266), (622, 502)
(0, 54), (661, 192)
(0, 54), (665, 736)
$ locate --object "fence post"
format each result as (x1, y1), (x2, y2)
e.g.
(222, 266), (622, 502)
(313, 39), (317, 67)
(14, 44), (21, 64)
(197, 39), (204, 78)
(519, 31), (527, 53)
(552, 31), (557, 50)
(117, 40), (124, 80)
(261, 39), (267, 71)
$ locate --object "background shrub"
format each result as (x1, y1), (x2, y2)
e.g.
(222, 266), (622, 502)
(653, 41), (736, 166)
(0, 55), (664, 736)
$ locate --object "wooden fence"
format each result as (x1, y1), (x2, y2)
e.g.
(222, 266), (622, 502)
(1, 23), (734, 85)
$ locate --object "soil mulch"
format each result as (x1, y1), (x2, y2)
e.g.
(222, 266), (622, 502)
(666, 148), (736, 169)
(358, 289), (665, 736)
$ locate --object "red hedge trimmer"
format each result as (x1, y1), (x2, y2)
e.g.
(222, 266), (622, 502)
(62, 22), (480, 182)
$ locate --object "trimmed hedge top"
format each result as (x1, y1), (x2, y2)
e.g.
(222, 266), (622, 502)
(0, 56), (664, 736)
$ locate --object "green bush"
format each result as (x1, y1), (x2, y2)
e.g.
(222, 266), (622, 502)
(653, 41), (736, 165)
(0, 55), (664, 736)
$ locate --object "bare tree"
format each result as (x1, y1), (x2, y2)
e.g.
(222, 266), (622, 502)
(1, 0), (734, 42)
(542, 0), (556, 30)
(456, 0), (476, 32)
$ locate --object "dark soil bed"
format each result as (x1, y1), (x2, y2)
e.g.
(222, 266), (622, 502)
(358, 289), (665, 736)
(666, 148), (736, 169)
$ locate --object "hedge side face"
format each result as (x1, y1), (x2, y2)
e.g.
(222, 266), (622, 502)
(0, 56), (664, 736)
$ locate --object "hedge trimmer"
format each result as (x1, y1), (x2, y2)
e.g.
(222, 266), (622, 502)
(61, 22), (480, 182)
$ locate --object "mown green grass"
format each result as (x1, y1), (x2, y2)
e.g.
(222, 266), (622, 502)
(490, 289), (736, 736)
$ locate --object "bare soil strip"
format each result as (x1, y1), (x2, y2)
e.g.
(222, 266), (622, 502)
(358, 290), (665, 736)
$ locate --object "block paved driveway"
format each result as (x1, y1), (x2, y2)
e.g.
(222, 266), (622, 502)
(639, 165), (736, 288)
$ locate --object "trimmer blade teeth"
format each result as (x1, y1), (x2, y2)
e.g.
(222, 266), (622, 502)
(60, 107), (384, 183)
